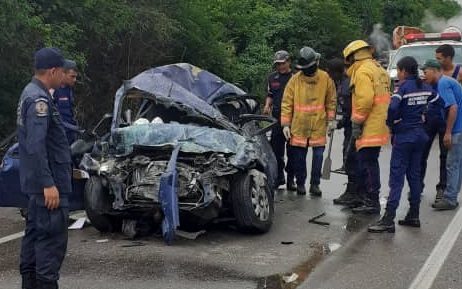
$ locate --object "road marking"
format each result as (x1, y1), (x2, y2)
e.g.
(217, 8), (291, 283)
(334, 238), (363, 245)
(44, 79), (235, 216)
(409, 207), (462, 289)
(0, 231), (24, 245)
(0, 212), (84, 245)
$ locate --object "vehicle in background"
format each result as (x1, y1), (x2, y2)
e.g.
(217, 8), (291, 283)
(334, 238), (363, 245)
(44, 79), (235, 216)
(388, 26), (462, 89)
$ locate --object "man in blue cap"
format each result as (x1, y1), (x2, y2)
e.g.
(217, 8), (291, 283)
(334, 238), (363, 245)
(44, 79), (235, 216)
(17, 47), (71, 289)
(423, 59), (462, 211)
(53, 59), (79, 145)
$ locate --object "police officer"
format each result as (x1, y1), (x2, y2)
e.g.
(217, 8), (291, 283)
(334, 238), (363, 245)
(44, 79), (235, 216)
(281, 47), (337, 196)
(264, 50), (295, 189)
(18, 48), (72, 289)
(343, 40), (390, 214)
(368, 57), (437, 233)
(327, 58), (360, 206)
(53, 59), (79, 145)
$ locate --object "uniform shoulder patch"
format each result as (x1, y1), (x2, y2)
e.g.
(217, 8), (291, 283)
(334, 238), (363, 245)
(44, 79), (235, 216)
(34, 98), (49, 117)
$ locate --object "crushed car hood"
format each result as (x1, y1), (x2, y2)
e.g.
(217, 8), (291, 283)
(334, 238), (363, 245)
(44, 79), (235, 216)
(112, 123), (263, 169)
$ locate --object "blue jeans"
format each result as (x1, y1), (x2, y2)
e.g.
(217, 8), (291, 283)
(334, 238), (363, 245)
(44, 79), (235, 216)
(289, 145), (325, 186)
(443, 133), (462, 205)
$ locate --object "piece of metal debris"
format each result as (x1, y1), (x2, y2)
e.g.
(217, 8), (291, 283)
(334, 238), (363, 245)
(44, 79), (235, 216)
(308, 212), (330, 226)
(176, 230), (206, 240)
(68, 217), (86, 230)
(121, 241), (146, 247)
(281, 241), (294, 245)
(96, 239), (109, 243)
(282, 273), (299, 283)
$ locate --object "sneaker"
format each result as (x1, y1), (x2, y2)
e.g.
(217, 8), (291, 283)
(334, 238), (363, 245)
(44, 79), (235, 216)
(309, 185), (322, 197)
(432, 199), (459, 210)
(435, 187), (444, 203)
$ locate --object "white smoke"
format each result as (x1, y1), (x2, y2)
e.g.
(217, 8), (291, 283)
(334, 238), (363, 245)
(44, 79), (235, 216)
(368, 24), (392, 62)
(422, 0), (462, 32)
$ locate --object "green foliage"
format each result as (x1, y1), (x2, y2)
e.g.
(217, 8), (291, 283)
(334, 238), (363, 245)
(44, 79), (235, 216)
(0, 0), (460, 138)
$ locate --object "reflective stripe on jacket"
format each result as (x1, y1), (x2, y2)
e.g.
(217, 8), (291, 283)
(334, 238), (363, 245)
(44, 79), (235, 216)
(280, 70), (336, 147)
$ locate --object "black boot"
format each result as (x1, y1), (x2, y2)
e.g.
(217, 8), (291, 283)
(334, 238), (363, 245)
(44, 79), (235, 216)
(352, 196), (380, 215)
(368, 211), (395, 233)
(297, 184), (306, 195)
(36, 279), (58, 289)
(398, 207), (420, 227)
(435, 187), (444, 203)
(22, 272), (36, 289)
(309, 185), (322, 197)
(287, 176), (296, 191)
(333, 183), (360, 205)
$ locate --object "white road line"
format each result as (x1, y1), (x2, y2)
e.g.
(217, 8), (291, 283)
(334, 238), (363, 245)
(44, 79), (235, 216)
(409, 207), (462, 289)
(0, 231), (24, 245)
(0, 212), (84, 245)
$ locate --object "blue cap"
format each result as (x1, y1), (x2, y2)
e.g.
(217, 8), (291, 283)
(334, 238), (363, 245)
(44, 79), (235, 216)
(63, 59), (77, 70)
(34, 47), (65, 70)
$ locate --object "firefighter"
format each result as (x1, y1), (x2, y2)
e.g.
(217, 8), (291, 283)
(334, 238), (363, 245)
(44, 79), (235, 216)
(368, 56), (437, 233)
(264, 50), (295, 189)
(342, 40), (390, 214)
(280, 47), (336, 196)
(327, 58), (360, 206)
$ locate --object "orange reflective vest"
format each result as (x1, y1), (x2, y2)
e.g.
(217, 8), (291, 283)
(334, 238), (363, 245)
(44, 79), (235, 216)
(346, 58), (391, 150)
(280, 70), (336, 147)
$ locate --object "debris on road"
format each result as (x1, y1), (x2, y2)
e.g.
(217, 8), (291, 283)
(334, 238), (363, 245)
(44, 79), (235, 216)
(176, 229), (206, 240)
(96, 239), (109, 243)
(281, 241), (294, 245)
(308, 212), (330, 226)
(282, 273), (299, 283)
(121, 241), (146, 247)
(68, 217), (87, 230)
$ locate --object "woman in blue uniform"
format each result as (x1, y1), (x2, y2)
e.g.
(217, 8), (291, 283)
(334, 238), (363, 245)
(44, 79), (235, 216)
(369, 56), (439, 233)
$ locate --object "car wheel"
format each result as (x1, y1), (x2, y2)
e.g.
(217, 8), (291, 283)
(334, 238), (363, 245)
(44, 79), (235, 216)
(84, 176), (120, 232)
(232, 169), (274, 233)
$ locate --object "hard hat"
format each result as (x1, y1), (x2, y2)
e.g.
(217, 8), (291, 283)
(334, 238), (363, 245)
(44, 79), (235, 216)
(296, 47), (321, 69)
(273, 50), (290, 64)
(343, 40), (371, 59)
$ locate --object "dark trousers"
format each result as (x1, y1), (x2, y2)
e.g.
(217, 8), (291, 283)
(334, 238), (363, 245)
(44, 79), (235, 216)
(270, 123), (293, 181)
(356, 147), (381, 204)
(20, 195), (69, 282)
(343, 124), (358, 184)
(289, 145), (325, 186)
(386, 142), (425, 215)
(421, 118), (447, 191)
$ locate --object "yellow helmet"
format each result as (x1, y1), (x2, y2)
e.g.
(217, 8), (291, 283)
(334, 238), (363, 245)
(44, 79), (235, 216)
(343, 40), (371, 59)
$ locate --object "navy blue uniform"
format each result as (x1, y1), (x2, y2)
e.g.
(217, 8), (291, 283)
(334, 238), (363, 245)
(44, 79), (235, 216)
(53, 86), (78, 144)
(18, 78), (71, 284)
(385, 77), (438, 217)
(267, 71), (293, 182)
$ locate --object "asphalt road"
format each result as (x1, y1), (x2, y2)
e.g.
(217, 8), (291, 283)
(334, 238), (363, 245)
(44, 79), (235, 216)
(1, 130), (461, 289)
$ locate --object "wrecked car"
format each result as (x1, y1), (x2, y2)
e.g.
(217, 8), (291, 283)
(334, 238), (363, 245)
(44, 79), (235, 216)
(0, 63), (278, 242)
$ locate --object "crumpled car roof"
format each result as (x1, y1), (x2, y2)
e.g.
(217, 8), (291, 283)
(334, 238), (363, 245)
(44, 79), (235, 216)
(113, 63), (246, 125)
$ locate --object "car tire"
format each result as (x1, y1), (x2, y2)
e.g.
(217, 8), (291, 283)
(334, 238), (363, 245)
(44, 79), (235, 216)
(84, 176), (120, 232)
(232, 170), (274, 233)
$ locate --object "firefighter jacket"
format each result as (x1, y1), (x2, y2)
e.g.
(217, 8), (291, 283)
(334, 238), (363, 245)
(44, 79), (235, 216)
(280, 70), (336, 147)
(346, 57), (391, 150)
